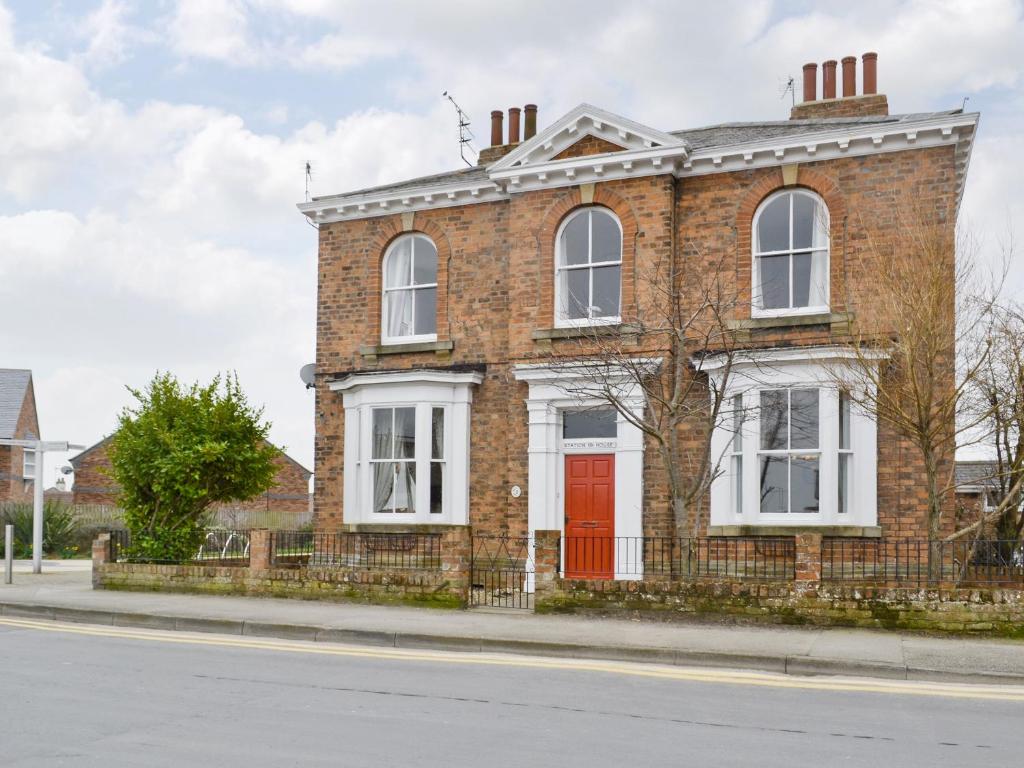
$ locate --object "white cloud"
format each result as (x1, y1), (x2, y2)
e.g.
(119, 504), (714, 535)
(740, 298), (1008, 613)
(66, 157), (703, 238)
(168, 0), (257, 65)
(75, 0), (150, 71)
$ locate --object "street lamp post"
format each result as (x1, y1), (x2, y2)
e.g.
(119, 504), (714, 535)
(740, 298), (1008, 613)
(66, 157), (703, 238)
(0, 439), (84, 574)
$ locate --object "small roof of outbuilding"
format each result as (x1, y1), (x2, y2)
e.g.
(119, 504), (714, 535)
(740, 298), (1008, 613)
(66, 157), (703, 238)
(0, 368), (32, 439)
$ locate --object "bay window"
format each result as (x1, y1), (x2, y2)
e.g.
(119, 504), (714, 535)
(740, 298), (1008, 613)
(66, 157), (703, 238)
(332, 370), (481, 525)
(705, 348), (879, 529)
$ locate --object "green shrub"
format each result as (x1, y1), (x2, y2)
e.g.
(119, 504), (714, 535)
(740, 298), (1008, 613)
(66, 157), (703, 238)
(0, 501), (86, 558)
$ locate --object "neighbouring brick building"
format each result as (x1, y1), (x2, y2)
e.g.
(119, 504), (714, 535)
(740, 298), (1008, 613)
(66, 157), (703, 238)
(70, 436), (312, 513)
(301, 53), (977, 575)
(0, 368), (40, 504)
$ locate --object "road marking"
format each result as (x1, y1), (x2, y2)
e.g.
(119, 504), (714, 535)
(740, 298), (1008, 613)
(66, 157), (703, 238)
(2, 616), (1023, 702)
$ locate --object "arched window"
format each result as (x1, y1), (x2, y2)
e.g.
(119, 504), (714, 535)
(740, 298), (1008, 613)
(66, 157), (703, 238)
(555, 207), (622, 326)
(382, 234), (437, 343)
(752, 190), (829, 316)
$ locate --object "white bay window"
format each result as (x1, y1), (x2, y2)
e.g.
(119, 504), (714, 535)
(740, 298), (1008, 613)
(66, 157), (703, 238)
(705, 347), (879, 529)
(331, 370), (482, 525)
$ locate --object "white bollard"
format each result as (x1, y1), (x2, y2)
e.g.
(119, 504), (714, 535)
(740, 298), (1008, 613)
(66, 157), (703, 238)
(4, 524), (12, 584)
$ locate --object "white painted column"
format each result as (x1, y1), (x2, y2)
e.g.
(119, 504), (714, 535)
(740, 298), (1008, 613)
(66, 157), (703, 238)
(614, 400), (645, 580)
(32, 445), (43, 574)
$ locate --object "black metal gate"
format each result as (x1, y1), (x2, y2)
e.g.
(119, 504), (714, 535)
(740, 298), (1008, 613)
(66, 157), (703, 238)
(470, 535), (534, 609)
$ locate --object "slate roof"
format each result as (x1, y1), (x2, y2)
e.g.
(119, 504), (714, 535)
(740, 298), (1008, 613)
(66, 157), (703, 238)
(314, 110), (964, 203)
(669, 111), (961, 151)
(0, 369), (31, 439)
(311, 166), (489, 203)
(955, 460), (1001, 491)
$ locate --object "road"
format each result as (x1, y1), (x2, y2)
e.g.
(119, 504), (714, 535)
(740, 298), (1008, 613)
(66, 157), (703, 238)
(0, 617), (1021, 767)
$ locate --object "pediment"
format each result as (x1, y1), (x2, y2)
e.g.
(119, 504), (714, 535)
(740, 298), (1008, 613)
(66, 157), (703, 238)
(487, 103), (688, 171)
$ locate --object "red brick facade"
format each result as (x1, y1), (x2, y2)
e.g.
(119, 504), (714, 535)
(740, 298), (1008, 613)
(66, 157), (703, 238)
(0, 374), (39, 504)
(310, 103), (966, 541)
(70, 438), (311, 513)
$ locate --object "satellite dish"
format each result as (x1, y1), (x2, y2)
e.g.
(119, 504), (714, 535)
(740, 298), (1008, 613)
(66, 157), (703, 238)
(60, 464), (74, 476)
(299, 363), (317, 389)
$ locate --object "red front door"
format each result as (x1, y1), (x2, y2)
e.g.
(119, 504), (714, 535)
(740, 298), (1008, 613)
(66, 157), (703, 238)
(564, 454), (615, 579)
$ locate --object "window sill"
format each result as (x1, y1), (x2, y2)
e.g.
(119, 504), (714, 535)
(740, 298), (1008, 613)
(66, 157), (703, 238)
(360, 340), (453, 360)
(341, 522), (468, 534)
(532, 323), (640, 342)
(707, 525), (881, 538)
(728, 311), (853, 332)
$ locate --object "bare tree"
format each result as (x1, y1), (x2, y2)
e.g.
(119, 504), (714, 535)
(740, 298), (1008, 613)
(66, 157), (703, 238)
(827, 206), (1001, 545)
(542, 244), (742, 539)
(952, 303), (1024, 541)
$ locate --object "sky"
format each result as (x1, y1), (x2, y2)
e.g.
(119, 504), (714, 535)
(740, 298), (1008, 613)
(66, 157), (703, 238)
(0, 0), (1021, 487)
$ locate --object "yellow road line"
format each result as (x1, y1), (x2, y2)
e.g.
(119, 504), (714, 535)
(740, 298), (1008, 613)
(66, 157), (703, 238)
(2, 616), (1023, 702)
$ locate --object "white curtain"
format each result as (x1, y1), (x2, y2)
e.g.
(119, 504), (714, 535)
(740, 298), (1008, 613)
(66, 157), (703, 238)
(384, 239), (413, 337)
(808, 199), (829, 307)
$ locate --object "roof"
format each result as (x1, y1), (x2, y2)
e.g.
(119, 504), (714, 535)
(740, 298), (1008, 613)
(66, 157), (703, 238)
(70, 433), (312, 479)
(670, 110), (963, 151)
(955, 460), (1001, 491)
(307, 108), (968, 209)
(311, 166), (488, 203)
(0, 369), (32, 439)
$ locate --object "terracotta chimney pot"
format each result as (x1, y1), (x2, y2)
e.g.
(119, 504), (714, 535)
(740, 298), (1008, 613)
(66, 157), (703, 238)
(524, 104), (538, 140)
(862, 52), (878, 95)
(822, 60), (837, 100)
(508, 107), (521, 144)
(841, 56), (857, 97)
(490, 110), (504, 147)
(802, 62), (818, 102)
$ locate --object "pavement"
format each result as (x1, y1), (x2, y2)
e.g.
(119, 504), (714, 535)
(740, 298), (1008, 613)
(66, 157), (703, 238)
(2, 561), (1024, 685)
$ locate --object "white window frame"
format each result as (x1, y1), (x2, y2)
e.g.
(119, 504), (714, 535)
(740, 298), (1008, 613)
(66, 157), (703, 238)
(705, 347), (879, 529)
(554, 207), (623, 328)
(751, 189), (830, 319)
(381, 233), (438, 345)
(331, 370), (482, 525)
(22, 448), (35, 480)
(756, 388), (822, 515)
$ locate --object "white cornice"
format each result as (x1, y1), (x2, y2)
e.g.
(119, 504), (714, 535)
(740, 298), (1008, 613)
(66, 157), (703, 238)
(299, 180), (506, 225)
(698, 345), (887, 372)
(513, 358), (663, 383)
(329, 369), (484, 391)
(488, 103), (687, 172)
(298, 111), (979, 224)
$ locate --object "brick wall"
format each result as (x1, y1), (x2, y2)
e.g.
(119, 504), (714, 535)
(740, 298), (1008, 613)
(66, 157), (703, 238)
(0, 377), (39, 504)
(313, 136), (960, 540)
(92, 529), (469, 608)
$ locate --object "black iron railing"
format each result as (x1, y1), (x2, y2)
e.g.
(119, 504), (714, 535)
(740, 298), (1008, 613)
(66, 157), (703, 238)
(560, 536), (796, 580)
(470, 535), (534, 609)
(270, 530), (442, 570)
(822, 538), (1024, 587)
(107, 529), (251, 566)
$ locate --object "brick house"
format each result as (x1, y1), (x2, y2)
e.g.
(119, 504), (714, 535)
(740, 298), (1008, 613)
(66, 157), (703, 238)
(0, 368), (40, 504)
(301, 54), (977, 568)
(70, 436), (312, 513)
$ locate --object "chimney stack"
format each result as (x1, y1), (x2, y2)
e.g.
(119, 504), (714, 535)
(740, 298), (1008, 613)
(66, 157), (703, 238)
(862, 52), (878, 95)
(508, 107), (521, 144)
(490, 110), (504, 147)
(524, 104), (538, 140)
(841, 56), (857, 97)
(802, 62), (818, 102)
(822, 59), (837, 100)
(790, 52), (887, 119)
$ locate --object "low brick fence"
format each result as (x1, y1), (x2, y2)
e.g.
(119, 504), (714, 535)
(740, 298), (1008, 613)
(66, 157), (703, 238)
(532, 531), (1024, 637)
(92, 528), (470, 609)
